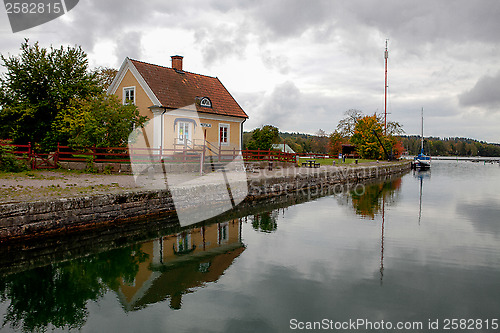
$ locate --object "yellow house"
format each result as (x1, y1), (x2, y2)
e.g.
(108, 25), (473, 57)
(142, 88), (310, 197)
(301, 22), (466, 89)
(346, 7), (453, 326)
(108, 56), (248, 157)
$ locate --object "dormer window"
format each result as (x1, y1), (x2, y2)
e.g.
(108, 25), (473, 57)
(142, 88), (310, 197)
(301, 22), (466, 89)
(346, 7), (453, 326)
(200, 97), (212, 108)
(123, 87), (135, 105)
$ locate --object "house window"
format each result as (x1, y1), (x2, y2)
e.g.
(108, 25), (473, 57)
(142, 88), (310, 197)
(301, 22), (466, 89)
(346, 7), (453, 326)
(175, 232), (193, 253)
(218, 222), (229, 244)
(178, 121), (190, 144)
(200, 97), (212, 108)
(123, 87), (135, 105)
(219, 124), (229, 146)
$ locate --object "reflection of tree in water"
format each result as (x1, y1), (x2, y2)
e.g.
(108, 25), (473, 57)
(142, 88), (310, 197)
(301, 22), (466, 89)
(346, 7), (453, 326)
(345, 178), (402, 219)
(0, 245), (148, 332)
(251, 210), (279, 233)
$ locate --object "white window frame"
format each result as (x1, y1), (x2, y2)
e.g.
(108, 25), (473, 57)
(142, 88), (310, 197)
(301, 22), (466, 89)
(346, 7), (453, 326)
(176, 232), (192, 252)
(123, 86), (136, 105)
(219, 123), (229, 146)
(177, 121), (191, 145)
(217, 222), (229, 244)
(200, 97), (212, 108)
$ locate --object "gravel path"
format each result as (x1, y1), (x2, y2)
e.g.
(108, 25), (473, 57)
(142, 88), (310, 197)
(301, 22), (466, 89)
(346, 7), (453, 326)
(0, 161), (395, 204)
(0, 170), (139, 204)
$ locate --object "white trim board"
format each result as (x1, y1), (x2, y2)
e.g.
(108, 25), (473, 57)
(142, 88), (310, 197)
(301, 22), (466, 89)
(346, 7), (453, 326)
(108, 58), (161, 106)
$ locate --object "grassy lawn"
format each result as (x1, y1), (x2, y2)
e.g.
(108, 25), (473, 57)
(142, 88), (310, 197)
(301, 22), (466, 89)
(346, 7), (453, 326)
(297, 157), (378, 166)
(0, 168), (136, 203)
(0, 168), (94, 179)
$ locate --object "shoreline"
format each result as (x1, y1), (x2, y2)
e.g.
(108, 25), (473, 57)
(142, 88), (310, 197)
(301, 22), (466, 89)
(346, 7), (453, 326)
(0, 161), (396, 204)
(0, 171), (406, 276)
(0, 161), (411, 240)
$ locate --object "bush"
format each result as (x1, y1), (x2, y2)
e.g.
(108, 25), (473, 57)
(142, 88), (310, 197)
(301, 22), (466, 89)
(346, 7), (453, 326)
(0, 145), (29, 172)
(85, 155), (97, 173)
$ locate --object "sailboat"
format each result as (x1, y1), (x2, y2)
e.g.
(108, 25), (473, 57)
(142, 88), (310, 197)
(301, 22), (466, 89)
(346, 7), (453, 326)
(413, 108), (431, 169)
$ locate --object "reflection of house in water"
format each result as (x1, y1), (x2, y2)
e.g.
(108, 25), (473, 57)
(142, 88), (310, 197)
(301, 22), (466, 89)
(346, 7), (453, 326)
(116, 220), (244, 310)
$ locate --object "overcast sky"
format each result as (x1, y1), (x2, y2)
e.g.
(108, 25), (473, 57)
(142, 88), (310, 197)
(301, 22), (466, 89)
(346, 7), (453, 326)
(1, 0), (500, 143)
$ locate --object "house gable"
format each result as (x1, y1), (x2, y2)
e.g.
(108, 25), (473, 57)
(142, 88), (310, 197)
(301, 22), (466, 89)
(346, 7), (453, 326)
(128, 59), (248, 119)
(108, 58), (161, 117)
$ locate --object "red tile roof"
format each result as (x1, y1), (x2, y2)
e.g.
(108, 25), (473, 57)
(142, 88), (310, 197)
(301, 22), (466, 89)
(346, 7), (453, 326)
(129, 59), (248, 119)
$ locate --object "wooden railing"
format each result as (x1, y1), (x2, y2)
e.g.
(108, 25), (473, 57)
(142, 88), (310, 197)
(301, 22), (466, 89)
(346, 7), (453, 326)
(242, 149), (297, 163)
(1, 141), (300, 169)
(57, 144), (130, 163)
(0, 141), (57, 169)
(0, 141), (32, 156)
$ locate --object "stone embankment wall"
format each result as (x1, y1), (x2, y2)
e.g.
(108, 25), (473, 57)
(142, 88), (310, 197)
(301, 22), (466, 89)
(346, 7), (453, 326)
(0, 162), (410, 240)
(245, 162), (410, 201)
(59, 160), (291, 173)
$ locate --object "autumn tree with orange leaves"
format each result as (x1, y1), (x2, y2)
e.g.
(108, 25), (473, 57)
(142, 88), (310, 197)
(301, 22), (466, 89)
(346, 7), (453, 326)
(338, 110), (404, 160)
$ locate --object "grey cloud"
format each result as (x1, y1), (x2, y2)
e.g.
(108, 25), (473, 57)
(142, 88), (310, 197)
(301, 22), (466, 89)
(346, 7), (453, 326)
(8, 0), (500, 59)
(200, 36), (244, 67)
(20, 0), (500, 69)
(458, 71), (500, 109)
(260, 52), (290, 75)
(259, 81), (303, 128)
(241, 0), (500, 56)
(344, 1), (500, 44)
(115, 31), (143, 62)
(52, 0), (197, 57)
(243, 82), (360, 133)
(250, 0), (334, 39)
(195, 23), (251, 67)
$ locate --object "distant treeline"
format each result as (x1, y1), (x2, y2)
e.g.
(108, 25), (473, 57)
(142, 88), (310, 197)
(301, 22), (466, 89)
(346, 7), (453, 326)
(243, 130), (330, 154)
(279, 131), (329, 154)
(401, 136), (500, 157)
(244, 130), (500, 157)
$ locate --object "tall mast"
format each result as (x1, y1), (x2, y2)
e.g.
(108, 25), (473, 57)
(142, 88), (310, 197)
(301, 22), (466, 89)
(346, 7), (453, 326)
(384, 39), (389, 135)
(421, 107), (424, 152)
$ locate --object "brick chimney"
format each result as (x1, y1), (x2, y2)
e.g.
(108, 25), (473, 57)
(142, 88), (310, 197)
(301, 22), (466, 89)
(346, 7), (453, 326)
(171, 55), (183, 71)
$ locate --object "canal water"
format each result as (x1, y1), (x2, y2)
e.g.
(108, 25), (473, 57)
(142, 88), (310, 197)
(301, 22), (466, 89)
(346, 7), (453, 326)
(0, 160), (499, 332)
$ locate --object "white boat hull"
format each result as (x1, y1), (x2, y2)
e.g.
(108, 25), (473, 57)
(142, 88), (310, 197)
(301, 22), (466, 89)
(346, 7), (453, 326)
(416, 159), (431, 169)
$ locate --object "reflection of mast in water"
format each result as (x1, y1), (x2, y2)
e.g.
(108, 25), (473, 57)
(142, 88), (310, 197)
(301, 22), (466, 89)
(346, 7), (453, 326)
(415, 170), (431, 225)
(418, 175), (423, 225)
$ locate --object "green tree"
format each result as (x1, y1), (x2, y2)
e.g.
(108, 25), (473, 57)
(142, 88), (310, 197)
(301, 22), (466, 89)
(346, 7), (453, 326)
(431, 140), (445, 155)
(53, 93), (146, 148)
(283, 137), (303, 154)
(349, 114), (404, 160)
(246, 125), (280, 150)
(92, 67), (118, 92)
(310, 129), (329, 153)
(0, 40), (100, 150)
(350, 114), (385, 159)
(0, 145), (29, 172)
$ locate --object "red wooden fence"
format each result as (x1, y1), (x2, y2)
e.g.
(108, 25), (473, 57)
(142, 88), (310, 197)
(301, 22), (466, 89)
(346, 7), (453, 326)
(1, 142), (300, 170)
(242, 149), (297, 163)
